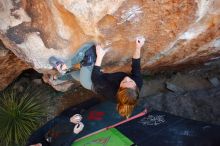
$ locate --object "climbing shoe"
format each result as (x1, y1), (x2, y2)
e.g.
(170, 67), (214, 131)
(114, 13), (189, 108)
(80, 45), (97, 66)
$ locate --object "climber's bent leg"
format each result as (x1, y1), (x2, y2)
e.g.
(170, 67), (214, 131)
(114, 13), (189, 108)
(79, 65), (93, 90)
(65, 42), (96, 68)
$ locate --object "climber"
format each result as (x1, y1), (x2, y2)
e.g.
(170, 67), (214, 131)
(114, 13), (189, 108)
(92, 36), (145, 118)
(49, 36), (145, 118)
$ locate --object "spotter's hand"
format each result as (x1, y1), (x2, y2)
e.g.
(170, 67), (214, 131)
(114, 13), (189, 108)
(70, 114), (82, 124)
(73, 122), (84, 134)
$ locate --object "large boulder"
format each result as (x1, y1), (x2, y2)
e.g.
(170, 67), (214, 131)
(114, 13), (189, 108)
(0, 41), (29, 90)
(0, 0), (220, 91)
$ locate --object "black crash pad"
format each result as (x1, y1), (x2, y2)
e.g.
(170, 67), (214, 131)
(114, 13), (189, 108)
(116, 111), (220, 146)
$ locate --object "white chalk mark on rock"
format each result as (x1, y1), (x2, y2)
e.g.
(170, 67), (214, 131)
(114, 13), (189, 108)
(139, 115), (166, 126)
(195, 0), (214, 22)
(118, 5), (143, 25)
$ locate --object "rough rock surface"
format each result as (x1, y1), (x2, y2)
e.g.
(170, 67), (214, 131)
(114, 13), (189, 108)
(0, 0), (220, 91)
(0, 41), (29, 90)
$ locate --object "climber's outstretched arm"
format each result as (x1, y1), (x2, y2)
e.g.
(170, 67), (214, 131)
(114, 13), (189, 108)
(130, 36), (145, 89)
(133, 36), (145, 59)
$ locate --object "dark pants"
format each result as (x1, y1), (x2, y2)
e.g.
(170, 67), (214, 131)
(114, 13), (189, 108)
(26, 98), (100, 146)
(26, 117), (63, 146)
